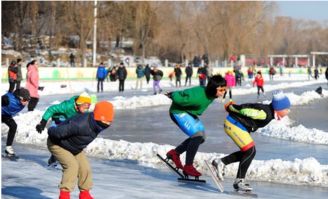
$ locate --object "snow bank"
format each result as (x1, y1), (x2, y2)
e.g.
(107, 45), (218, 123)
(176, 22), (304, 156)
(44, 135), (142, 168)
(257, 117), (328, 144)
(2, 110), (328, 188)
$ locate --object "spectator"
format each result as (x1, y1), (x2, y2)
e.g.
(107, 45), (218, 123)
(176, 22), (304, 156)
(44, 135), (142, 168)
(314, 67), (319, 80)
(144, 64), (151, 84)
(223, 71), (236, 102)
(69, 53), (75, 67)
(253, 71), (265, 98)
(135, 64), (145, 90)
(150, 66), (163, 95)
(16, 58), (23, 90)
(197, 66), (207, 86)
(185, 64), (193, 86)
(8, 61), (18, 93)
(96, 63), (107, 93)
(325, 67), (328, 85)
(26, 60), (40, 111)
(307, 66), (312, 80)
(117, 62), (127, 92)
(269, 66), (276, 81)
(174, 64), (182, 87)
(109, 66), (118, 82)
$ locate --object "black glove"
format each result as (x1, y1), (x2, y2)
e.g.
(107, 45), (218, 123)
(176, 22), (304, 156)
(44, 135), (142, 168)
(36, 119), (47, 134)
(164, 92), (173, 99)
(38, 86), (44, 91)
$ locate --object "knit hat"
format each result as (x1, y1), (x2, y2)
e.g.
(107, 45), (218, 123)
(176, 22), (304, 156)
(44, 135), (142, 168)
(272, 92), (291, 111)
(93, 101), (114, 122)
(76, 92), (91, 105)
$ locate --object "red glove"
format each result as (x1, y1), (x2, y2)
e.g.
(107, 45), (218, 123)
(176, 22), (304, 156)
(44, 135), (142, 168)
(224, 100), (235, 111)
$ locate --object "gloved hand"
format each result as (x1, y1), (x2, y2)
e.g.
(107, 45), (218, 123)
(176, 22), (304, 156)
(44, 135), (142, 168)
(164, 92), (173, 99)
(36, 119), (47, 134)
(224, 100), (235, 111)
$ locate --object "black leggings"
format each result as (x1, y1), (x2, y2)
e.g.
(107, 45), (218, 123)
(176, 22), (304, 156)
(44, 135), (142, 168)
(97, 79), (104, 92)
(28, 97), (39, 111)
(223, 88), (232, 99)
(221, 146), (256, 178)
(1, 115), (17, 146)
(257, 86), (264, 96)
(119, 80), (125, 92)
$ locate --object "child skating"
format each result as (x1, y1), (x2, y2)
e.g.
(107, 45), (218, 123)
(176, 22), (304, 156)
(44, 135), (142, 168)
(165, 75), (227, 177)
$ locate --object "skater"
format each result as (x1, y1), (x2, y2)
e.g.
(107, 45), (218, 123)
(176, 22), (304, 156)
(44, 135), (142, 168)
(253, 71), (264, 98)
(223, 71), (235, 102)
(212, 91), (291, 191)
(1, 88), (30, 158)
(165, 75), (227, 177)
(96, 63), (107, 93)
(35, 92), (92, 166)
(197, 66), (207, 86)
(47, 101), (114, 199)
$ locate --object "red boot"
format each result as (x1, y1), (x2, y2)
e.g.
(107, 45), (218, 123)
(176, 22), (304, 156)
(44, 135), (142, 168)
(79, 190), (94, 199)
(166, 149), (183, 169)
(183, 164), (202, 177)
(59, 190), (70, 199)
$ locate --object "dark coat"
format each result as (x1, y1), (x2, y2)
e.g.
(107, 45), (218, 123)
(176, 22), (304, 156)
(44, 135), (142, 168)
(117, 66), (127, 81)
(150, 69), (163, 81)
(227, 103), (275, 132)
(185, 66), (193, 77)
(174, 67), (182, 78)
(48, 112), (106, 155)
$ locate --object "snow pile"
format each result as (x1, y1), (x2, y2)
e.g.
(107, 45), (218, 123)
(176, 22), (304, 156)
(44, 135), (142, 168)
(112, 94), (171, 110)
(285, 89), (328, 105)
(256, 117), (328, 145)
(2, 110), (328, 187)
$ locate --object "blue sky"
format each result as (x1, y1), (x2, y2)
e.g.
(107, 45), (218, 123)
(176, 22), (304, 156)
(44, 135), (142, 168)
(276, 1), (328, 21)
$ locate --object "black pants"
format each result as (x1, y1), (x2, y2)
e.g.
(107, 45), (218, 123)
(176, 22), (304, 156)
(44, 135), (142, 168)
(175, 77), (181, 87)
(146, 76), (150, 84)
(9, 81), (16, 93)
(1, 115), (17, 146)
(119, 80), (125, 92)
(97, 79), (104, 92)
(28, 97), (39, 111)
(257, 86), (264, 96)
(222, 146), (256, 178)
(16, 81), (21, 90)
(223, 88), (232, 99)
(185, 76), (192, 86)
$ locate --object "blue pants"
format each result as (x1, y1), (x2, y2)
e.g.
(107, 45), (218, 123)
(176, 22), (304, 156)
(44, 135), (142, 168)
(170, 113), (205, 137)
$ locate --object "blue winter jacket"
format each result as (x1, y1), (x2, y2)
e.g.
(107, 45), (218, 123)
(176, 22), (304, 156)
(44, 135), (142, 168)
(136, 66), (145, 78)
(48, 112), (107, 155)
(96, 66), (107, 80)
(1, 92), (25, 117)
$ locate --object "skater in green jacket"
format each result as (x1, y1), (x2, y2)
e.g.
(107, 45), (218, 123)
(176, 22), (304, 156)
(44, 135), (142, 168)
(165, 75), (227, 177)
(35, 92), (92, 165)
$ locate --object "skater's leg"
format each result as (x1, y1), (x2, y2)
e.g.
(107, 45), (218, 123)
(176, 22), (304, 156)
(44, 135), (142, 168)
(2, 116), (17, 147)
(236, 146), (256, 178)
